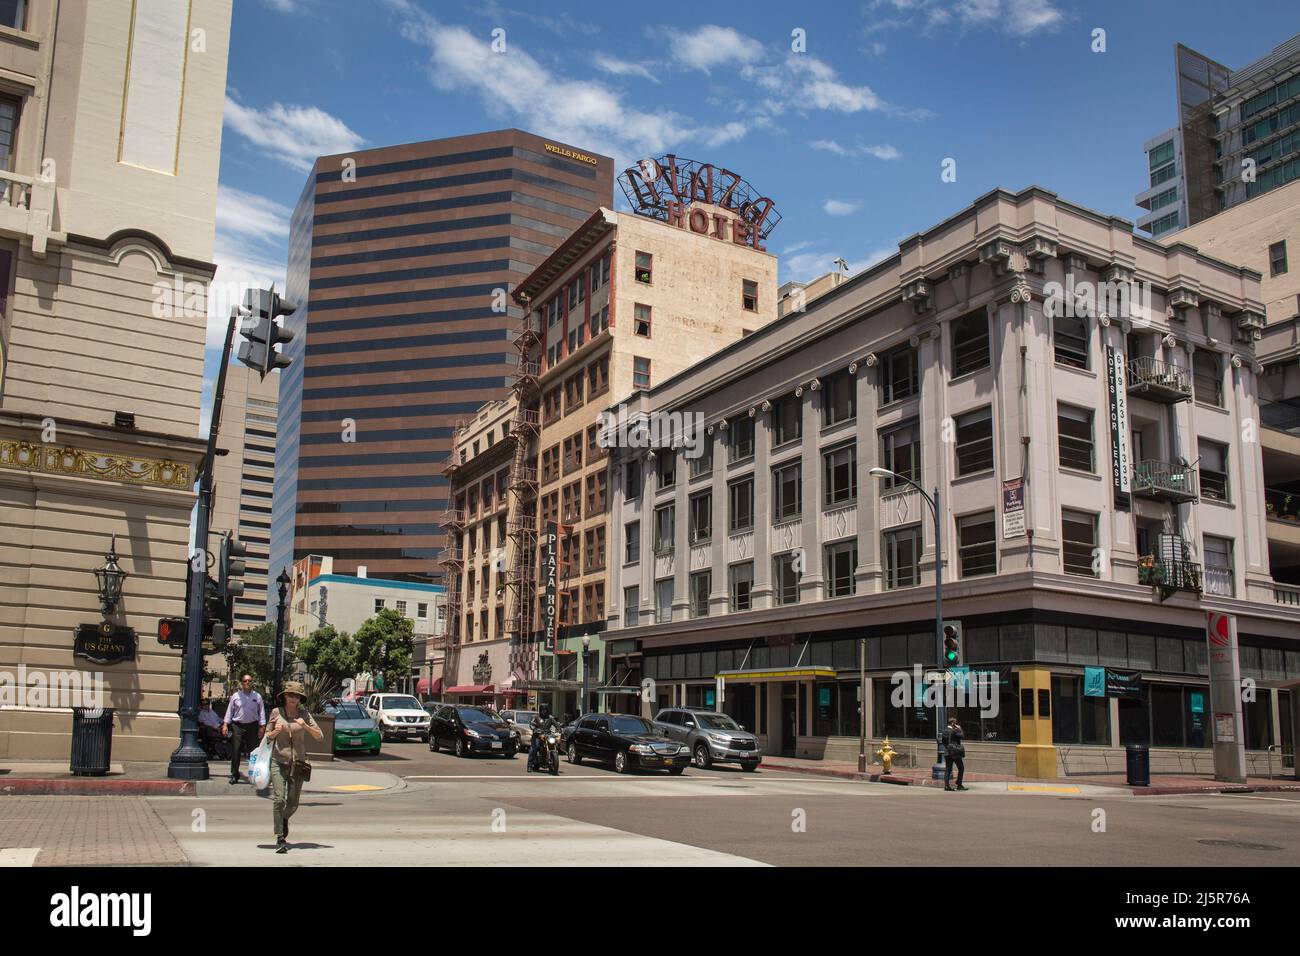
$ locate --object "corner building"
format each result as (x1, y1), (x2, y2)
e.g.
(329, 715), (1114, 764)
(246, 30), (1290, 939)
(271, 131), (613, 589)
(606, 186), (1300, 777)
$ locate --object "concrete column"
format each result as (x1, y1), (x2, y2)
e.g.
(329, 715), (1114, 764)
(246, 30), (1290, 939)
(800, 384), (824, 601)
(708, 427), (729, 613)
(638, 453), (654, 626)
(918, 328), (947, 587)
(855, 361), (880, 590)
(1109, 696), (1121, 749)
(672, 448), (690, 620)
(1016, 667), (1057, 779)
(752, 407), (773, 607)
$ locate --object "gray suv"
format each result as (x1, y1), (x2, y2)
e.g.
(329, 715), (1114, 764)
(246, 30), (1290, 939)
(654, 708), (760, 771)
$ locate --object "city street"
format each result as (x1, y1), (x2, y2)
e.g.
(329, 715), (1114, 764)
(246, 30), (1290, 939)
(6, 743), (1296, 868)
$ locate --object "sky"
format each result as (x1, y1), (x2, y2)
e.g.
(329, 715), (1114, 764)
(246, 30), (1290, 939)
(205, 0), (1300, 428)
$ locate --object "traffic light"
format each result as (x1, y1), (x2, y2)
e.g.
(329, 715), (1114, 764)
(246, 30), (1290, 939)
(942, 620), (962, 666)
(237, 287), (296, 379)
(157, 616), (187, 648)
(217, 533), (246, 607)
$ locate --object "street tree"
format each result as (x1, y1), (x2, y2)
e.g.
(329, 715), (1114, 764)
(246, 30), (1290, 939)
(353, 608), (415, 692)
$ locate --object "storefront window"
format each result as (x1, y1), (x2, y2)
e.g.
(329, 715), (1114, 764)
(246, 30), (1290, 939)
(1052, 675), (1110, 745)
(1244, 694), (1273, 751)
(1280, 690), (1294, 768)
(1119, 687), (1150, 746)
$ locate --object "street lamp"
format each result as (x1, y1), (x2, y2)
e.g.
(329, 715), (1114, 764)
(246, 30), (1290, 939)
(869, 467), (946, 780)
(93, 534), (129, 617)
(581, 635), (591, 717)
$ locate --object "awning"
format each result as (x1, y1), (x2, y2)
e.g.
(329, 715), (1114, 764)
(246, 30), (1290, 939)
(715, 666), (837, 683)
(593, 685), (642, 695)
(512, 679), (583, 692)
(417, 677), (443, 696)
(446, 684), (494, 695)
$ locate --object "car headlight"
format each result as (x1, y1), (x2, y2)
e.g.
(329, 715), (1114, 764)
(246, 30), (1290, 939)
(512, 730), (520, 738)
(678, 745), (690, 754)
(707, 732), (729, 744)
(630, 744), (652, 754)
(464, 728), (480, 738)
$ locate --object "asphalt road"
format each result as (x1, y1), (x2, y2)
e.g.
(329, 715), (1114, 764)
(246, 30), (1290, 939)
(137, 741), (1300, 867)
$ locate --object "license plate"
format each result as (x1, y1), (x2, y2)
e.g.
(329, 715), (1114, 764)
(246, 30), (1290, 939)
(491, 741), (502, 749)
(349, 739), (365, 747)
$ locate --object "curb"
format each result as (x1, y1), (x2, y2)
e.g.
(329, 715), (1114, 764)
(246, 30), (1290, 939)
(758, 761), (869, 781)
(0, 777), (197, 797)
(1131, 783), (1300, 797)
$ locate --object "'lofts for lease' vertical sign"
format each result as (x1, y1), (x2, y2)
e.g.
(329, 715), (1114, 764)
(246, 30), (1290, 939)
(543, 522), (559, 651)
(1106, 346), (1131, 509)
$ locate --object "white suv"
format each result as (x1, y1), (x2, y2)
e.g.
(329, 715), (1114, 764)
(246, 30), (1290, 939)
(366, 694), (432, 742)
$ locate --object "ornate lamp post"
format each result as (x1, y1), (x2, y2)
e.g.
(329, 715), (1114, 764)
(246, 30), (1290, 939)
(581, 634), (591, 717)
(93, 535), (129, 617)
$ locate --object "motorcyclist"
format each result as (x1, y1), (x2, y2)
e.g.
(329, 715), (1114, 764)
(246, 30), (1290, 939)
(528, 703), (561, 772)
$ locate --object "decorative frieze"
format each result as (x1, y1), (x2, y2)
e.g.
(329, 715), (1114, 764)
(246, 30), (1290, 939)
(0, 440), (192, 490)
(902, 278), (932, 314)
(1236, 309), (1265, 343)
(979, 239), (1015, 275)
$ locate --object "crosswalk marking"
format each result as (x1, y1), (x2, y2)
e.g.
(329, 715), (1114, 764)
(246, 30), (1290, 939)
(0, 848), (40, 867)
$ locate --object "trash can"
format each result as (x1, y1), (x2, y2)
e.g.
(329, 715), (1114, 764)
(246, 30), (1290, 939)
(1125, 743), (1150, 787)
(70, 708), (114, 776)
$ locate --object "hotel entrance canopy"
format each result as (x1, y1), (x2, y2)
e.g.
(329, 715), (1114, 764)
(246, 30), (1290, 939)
(715, 666), (837, 683)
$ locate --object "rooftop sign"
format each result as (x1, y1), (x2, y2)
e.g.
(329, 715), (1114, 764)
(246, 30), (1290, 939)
(619, 155), (781, 247)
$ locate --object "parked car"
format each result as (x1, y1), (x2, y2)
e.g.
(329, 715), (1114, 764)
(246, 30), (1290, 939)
(565, 713), (690, 774)
(654, 707), (760, 771)
(499, 709), (540, 747)
(365, 693), (432, 742)
(326, 701), (382, 756)
(428, 704), (519, 757)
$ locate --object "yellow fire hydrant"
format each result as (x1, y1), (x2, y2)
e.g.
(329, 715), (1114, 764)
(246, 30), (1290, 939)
(876, 737), (899, 774)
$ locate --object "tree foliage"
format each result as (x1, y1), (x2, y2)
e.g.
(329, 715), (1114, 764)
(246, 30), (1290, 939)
(294, 624), (360, 699)
(353, 608), (415, 692)
(222, 621), (296, 701)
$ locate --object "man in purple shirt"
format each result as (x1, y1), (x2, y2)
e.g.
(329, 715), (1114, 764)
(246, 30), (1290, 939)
(222, 674), (265, 784)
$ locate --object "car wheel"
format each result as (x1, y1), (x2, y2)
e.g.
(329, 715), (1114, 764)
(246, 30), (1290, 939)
(454, 737), (467, 758)
(668, 767), (685, 776)
(614, 751), (629, 774)
(741, 763), (758, 772)
(693, 743), (713, 769)
(567, 743), (581, 764)
(428, 735), (437, 753)
(420, 734), (430, 743)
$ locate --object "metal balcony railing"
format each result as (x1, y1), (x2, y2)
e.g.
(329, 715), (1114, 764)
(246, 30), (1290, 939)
(1138, 557), (1203, 595)
(0, 170), (61, 256)
(1126, 357), (1193, 403)
(1132, 460), (1198, 503)
(1274, 582), (1300, 606)
(1265, 487), (1300, 521)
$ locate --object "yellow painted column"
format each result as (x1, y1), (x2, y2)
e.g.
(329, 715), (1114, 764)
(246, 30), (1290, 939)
(1015, 668), (1057, 779)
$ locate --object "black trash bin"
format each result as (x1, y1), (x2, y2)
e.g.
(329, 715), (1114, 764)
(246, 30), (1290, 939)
(1125, 743), (1150, 787)
(70, 708), (114, 776)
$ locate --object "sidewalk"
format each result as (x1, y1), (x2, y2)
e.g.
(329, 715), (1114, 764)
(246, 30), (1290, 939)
(1, 760), (391, 798)
(758, 755), (1300, 795)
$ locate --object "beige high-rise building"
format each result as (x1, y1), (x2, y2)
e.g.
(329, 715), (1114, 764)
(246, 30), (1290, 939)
(209, 364), (279, 634)
(0, 1), (232, 760)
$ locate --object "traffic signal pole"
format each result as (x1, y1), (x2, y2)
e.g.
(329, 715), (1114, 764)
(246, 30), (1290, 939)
(167, 307), (240, 780)
(933, 486), (946, 780)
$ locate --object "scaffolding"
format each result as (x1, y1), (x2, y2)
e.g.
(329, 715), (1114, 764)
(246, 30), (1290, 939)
(505, 307), (542, 682)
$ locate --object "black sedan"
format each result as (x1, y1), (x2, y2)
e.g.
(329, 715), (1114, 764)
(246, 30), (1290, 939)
(428, 704), (519, 757)
(564, 713), (690, 774)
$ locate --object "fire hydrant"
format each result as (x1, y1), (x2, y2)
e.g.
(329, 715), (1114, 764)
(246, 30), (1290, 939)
(876, 737), (899, 774)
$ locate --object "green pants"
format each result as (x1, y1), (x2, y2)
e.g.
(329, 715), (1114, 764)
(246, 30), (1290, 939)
(271, 760), (303, 839)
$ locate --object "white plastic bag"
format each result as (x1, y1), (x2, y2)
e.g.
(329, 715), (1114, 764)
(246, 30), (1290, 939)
(247, 734), (272, 791)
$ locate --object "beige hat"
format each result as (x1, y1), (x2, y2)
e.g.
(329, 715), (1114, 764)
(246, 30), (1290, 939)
(282, 681), (306, 698)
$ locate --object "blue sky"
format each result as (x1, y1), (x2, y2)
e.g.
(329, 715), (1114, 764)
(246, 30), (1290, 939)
(206, 0), (1300, 420)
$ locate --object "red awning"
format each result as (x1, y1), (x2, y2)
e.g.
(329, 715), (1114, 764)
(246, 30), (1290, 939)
(417, 678), (443, 696)
(446, 684), (494, 695)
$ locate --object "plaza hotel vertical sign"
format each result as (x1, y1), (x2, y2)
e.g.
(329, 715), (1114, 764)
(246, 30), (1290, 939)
(1106, 346), (1131, 509)
(618, 155), (782, 249)
(542, 522), (559, 652)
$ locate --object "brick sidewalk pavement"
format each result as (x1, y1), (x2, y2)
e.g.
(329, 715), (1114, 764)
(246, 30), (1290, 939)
(0, 796), (188, 866)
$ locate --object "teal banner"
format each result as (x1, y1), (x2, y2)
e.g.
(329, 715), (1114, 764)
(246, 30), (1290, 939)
(1084, 666), (1106, 697)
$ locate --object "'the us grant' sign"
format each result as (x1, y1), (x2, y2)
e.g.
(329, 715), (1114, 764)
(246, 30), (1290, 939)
(74, 622), (137, 665)
(619, 154), (781, 250)
(542, 522), (559, 651)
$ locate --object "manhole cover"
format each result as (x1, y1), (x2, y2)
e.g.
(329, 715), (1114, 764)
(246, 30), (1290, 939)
(1197, 839), (1282, 851)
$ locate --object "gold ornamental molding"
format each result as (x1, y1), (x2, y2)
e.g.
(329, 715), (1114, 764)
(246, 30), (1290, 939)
(0, 440), (193, 489)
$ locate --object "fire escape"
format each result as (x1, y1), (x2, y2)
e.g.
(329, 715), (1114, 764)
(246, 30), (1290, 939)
(435, 424), (467, 682)
(506, 306), (542, 682)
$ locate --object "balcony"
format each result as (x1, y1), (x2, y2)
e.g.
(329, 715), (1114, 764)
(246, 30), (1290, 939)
(0, 171), (63, 257)
(1275, 582), (1300, 606)
(1126, 357), (1192, 403)
(1138, 556), (1203, 599)
(440, 508), (466, 530)
(1132, 460), (1198, 503)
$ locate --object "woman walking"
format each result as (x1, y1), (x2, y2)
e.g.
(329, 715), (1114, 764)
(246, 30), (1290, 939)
(266, 681), (323, 853)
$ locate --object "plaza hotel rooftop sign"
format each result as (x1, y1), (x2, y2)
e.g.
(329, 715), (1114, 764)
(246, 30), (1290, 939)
(619, 154), (781, 252)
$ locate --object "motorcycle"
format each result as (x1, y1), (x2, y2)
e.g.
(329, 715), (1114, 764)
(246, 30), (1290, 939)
(531, 724), (560, 775)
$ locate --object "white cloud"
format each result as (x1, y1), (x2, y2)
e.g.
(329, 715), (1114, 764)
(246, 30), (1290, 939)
(671, 25), (765, 73)
(811, 140), (901, 160)
(863, 144), (901, 160)
(593, 54), (660, 83)
(223, 97), (366, 172)
(823, 199), (862, 217)
(781, 244), (896, 284)
(215, 186), (292, 241)
(866, 0), (1064, 36)
(203, 185), (290, 352)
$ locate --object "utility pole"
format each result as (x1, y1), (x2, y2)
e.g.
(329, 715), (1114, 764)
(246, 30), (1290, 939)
(272, 568), (290, 705)
(858, 636), (867, 773)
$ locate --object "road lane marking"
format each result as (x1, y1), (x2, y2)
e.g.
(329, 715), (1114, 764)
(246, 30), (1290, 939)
(329, 784), (387, 792)
(1008, 784), (1082, 794)
(0, 848), (39, 867)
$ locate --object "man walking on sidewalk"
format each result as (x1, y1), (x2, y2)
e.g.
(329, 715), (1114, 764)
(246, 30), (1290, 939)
(223, 674), (265, 784)
(942, 716), (968, 791)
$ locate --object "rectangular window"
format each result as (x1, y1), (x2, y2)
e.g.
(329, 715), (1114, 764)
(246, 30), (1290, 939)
(773, 552), (801, 605)
(823, 444), (857, 507)
(583, 582), (606, 624)
(771, 394), (802, 446)
(586, 424), (605, 463)
(825, 540), (858, 597)
(879, 420), (921, 489)
(957, 511), (997, 578)
(657, 450), (676, 489)
(418, 603), (428, 619)
(729, 477), (754, 532)
(626, 459), (642, 498)
(1193, 351), (1222, 407)
(690, 570), (710, 618)
(730, 417), (754, 461)
(1270, 240), (1288, 277)
(1054, 312), (1089, 369)
(1203, 535), (1234, 597)
(688, 436), (713, 478)
(562, 480), (582, 523)
(562, 435), (583, 474)
(955, 406), (994, 475)
(1057, 404), (1094, 471)
(374, 598), (385, 613)
(689, 491), (712, 544)
(655, 579), (674, 623)
(1199, 440), (1229, 501)
(396, 600), (408, 616)
(822, 369), (855, 426)
(880, 343), (919, 405)
(883, 528), (925, 587)
(1148, 140), (1175, 170)
(729, 562), (754, 611)
(952, 309), (991, 377)
(543, 388), (562, 424)
(1062, 509), (1097, 576)
(589, 304), (609, 337)
(625, 521), (641, 564)
(585, 471), (608, 515)
(772, 461), (802, 522)
(623, 586), (639, 627)
(634, 303), (652, 337)
(654, 504), (675, 555)
(635, 250), (653, 284)
(742, 279), (758, 312)
(633, 357), (651, 390)
(564, 373), (584, 413)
